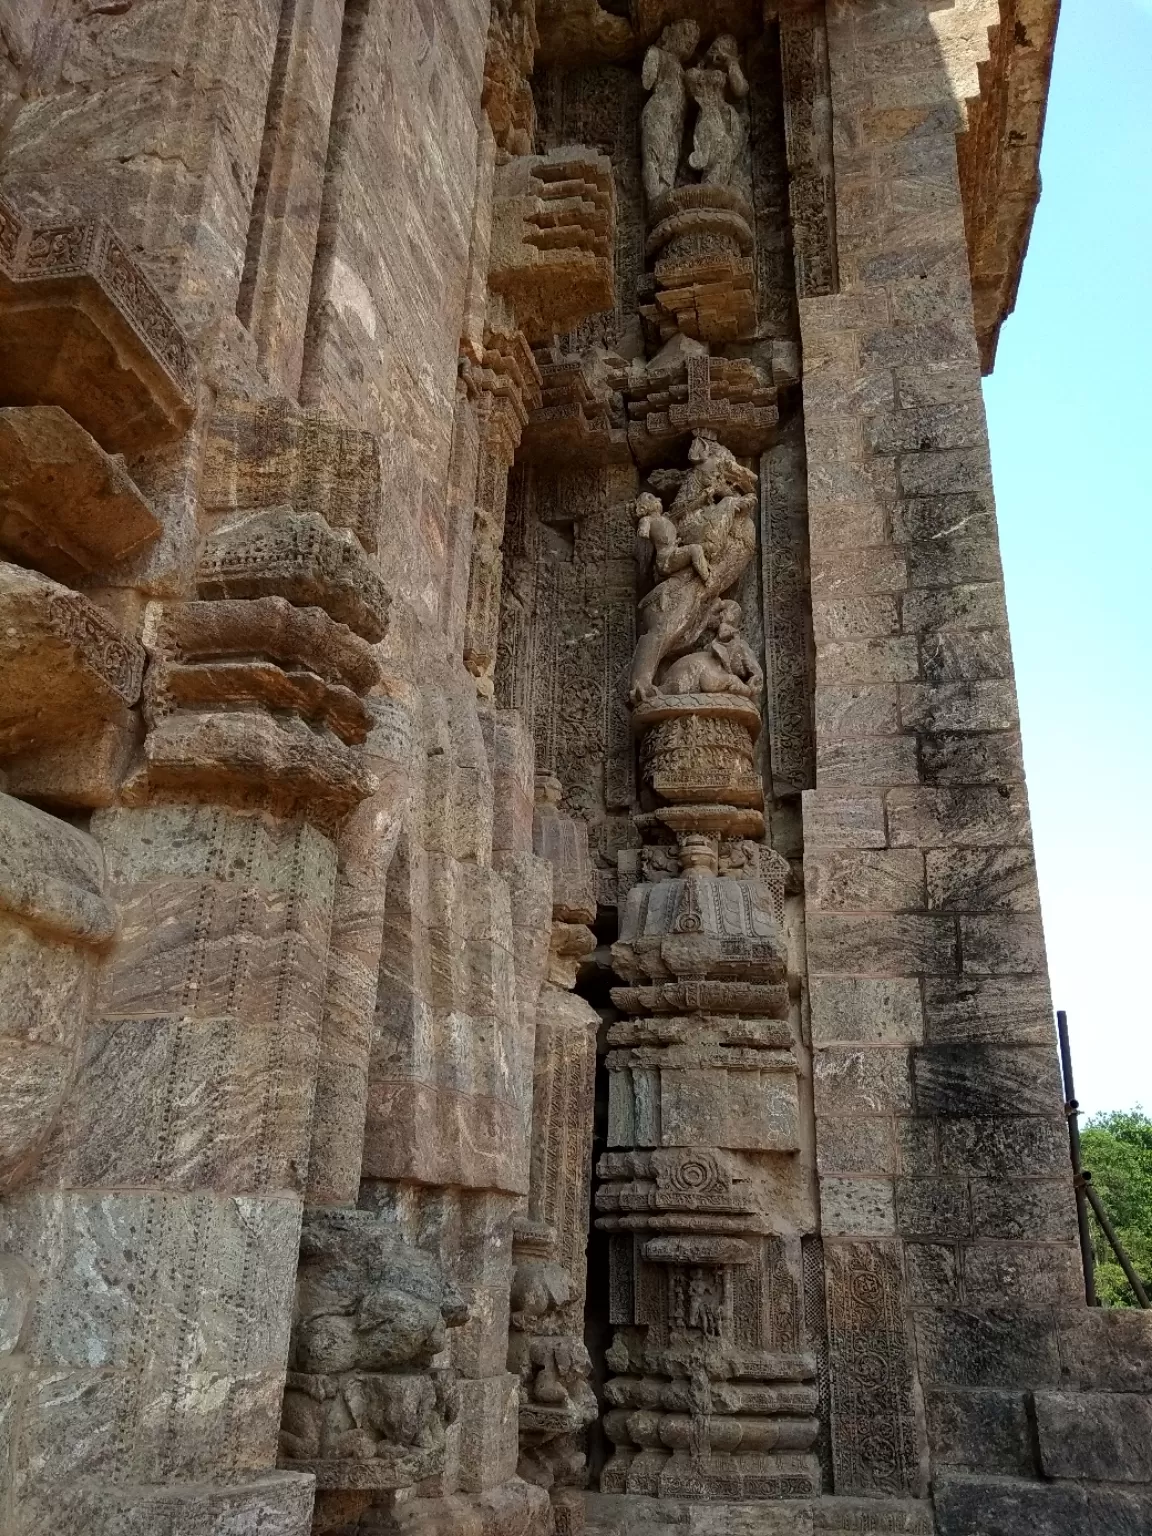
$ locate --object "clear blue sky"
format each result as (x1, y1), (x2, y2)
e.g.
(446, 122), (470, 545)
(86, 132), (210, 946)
(984, 0), (1152, 1115)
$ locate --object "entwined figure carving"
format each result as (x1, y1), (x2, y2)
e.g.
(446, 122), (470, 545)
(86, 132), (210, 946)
(629, 434), (758, 705)
(641, 27), (748, 207)
(640, 20), (701, 206)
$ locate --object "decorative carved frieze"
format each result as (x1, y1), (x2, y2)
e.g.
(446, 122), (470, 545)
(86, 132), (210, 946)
(0, 562), (145, 806)
(0, 194), (197, 453)
(824, 1241), (922, 1498)
(0, 405), (160, 583)
(202, 396), (383, 555)
(129, 394), (388, 829)
(777, 1), (838, 300)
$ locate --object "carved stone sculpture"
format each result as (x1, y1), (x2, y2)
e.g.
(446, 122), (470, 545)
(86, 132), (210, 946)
(280, 1210), (468, 1496)
(686, 36), (750, 192)
(629, 434), (758, 704)
(658, 600), (764, 700)
(641, 21), (702, 208)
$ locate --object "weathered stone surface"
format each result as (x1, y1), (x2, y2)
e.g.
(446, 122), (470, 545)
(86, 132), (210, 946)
(2, 0), (1144, 1529)
(0, 406), (159, 581)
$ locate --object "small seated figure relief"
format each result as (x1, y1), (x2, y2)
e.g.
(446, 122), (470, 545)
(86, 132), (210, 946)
(657, 599), (764, 701)
(629, 433), (758, 705)
(686, 35), (749, 190)
(641, 20), (701, 207)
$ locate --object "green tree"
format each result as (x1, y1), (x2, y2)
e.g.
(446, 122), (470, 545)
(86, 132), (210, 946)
(1080, 1108), (1152, 1307)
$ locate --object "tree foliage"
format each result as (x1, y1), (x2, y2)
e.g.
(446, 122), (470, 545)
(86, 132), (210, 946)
(1081, 1108), (1152, 1307)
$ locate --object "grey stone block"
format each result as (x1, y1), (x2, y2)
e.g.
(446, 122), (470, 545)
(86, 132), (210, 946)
(969, 1179), (1077, 1242)
(927, 1388), (1036, 1475)
(891, 490), (993, 542)
(938, 1117), (1068, 1176)
(811, 978), (925, 1046)
(902, 582), (1008, 634)
(906, 1241), (960, 1304)
(808, 913), (957, 976)
(821, 1176), (897, 1236)
(820, 637), (920, 685)
(960, 916), (1046, 976)
(9, 1473), (315, 1536)
(805, 790), (889, 849)
(922, 977), (1055, 1046)
(888, 786), (1030, 848)
(897, 1117), (940, 1176)
(918, 628), (1013, 685)
(895, 1178), (971, 1238)
(901, 680), (1017, 733)
(817, 1115), (898, 1175)
(814, 1047), (913, 1115)
(934, 1474), (1087, 1536)
(905, 537), (1002, 590)
(808, 850), (926, 914)
(1058, 1309), (1152, 1392)
(911, 1044), (1063, 1117)
(819, 735), (921, 787)
(817, 684), (901, 739)
(962, 1242), (1082, 1304)
(1035, 1391), (1152, 1483)
(926, 848), (1038, 912)
(915, 1308), (1064, 1389)
(919, 730), (1025, 786)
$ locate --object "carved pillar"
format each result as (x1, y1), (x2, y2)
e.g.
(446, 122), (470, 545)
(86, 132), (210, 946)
(508, 777), (600, 1534)
(599, 434), (821, 1500)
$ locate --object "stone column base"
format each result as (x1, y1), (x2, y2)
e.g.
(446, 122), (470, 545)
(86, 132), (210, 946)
(584, 1493), (936, 1535)
(10, 1473), (315, 1536)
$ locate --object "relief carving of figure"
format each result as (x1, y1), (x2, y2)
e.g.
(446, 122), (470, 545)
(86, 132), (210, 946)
(280, 1212), (467, 1472)
(508, 1253), (597, 1494)
(640, 20), (701, 206)
(685, 35), (749, 189)
(658, 598), (764, 700)
(629, 434), (758, 704)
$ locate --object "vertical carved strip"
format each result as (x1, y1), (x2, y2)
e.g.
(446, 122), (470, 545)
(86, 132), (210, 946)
(780, 1), (839, 299)
(761, 416), (816, 795)
(824, 1240), (923, 1497)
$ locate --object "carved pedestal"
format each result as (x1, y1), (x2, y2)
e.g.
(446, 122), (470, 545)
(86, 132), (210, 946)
(636, 694), (763, 811)
(598, 851), (819, 1501)
(645, 186), (757, 343)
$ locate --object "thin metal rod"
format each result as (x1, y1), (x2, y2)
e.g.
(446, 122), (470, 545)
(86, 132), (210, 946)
(1057, 1010), (1098, 1306)
(1083, 1177), (1152, 1309)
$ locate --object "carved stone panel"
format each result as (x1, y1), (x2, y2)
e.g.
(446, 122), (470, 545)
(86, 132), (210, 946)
(824, 1240), (923, 1498)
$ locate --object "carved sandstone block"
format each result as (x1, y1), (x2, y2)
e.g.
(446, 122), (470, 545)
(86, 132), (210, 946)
(0, 195), (196, 454)
(0, 405), (159, 582)
(489, 149), (616, 343)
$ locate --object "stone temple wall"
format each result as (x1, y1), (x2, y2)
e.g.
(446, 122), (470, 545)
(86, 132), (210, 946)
(0, 3), (1148, 1536)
